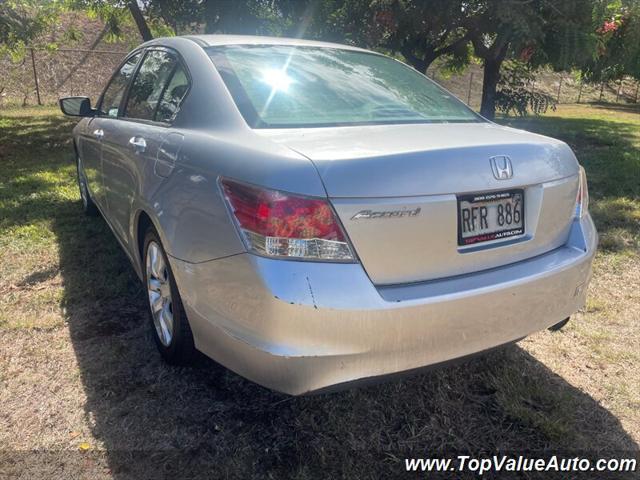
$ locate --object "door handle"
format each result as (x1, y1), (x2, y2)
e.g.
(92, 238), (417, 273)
(129, 136), (147, 153)
(93, 129), (104, 140)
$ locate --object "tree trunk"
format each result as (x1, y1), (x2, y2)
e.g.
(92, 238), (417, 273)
(129, 1), (153, 42)
(405, 55), (443, 76)
(480, 57), (502, 120)
(400, 51), (425, 73)
(422, 52), (438, 76)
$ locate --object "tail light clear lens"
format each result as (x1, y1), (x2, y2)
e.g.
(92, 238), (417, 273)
(575, 166), (589, 218)
(220, 178), (355, 261)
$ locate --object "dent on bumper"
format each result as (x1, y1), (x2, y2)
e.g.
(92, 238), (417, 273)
(171, 215), (597, 395)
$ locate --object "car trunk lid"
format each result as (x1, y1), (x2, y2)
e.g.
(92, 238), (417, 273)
(257, 123), (580, 284)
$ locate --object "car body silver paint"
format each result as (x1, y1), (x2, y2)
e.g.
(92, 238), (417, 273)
(68, 35), (597, 394)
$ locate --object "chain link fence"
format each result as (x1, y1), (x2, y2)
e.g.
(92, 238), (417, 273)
(1, 48), (127, 108)
(1, 47), (639, 110)
(428, 64), (640, 111)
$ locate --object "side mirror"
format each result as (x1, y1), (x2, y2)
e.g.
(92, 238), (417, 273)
(59, 97), (95, 117)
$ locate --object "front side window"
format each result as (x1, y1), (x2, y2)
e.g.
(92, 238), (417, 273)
(124, 50), (177, 121)
(99, 52), (142, 117)
(207, 45), (480, 128)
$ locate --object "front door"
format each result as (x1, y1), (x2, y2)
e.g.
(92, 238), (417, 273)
(89, 51), (143, 217)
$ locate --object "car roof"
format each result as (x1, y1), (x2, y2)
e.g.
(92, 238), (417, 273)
(180, 34), (371, 53)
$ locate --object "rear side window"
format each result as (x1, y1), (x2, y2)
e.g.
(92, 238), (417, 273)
(99, 52), (141, 117)
(124, 50), (177, 121)
(155, 65), (190, 123)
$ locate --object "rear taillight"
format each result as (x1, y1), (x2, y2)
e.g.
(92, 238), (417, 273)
(220, 178), (355, 261)
(575, 166), (589, 218)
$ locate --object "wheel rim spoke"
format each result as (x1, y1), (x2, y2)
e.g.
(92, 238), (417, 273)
(145, 241), (173, 347)
(160, 304), (173, 341)
(154, 250), (165, 280)
(149, 291), (163, 313)
(148, 278), (162, 293)
(149, 244), (159, 278)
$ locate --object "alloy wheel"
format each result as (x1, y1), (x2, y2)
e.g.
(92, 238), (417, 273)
(146, 241), (174, 347)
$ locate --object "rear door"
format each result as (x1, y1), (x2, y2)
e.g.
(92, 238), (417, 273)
(79, 52), (142, 211)
(102, 48), (190, 246)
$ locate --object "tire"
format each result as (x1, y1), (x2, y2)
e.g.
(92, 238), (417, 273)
(143, 227), (196, 365)
(76, 155), (99, 216)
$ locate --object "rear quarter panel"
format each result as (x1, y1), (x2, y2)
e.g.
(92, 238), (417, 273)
(138, 129), (326, 264)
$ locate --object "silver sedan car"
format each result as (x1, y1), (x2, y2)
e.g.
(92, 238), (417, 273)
(59, 35), (597, 395)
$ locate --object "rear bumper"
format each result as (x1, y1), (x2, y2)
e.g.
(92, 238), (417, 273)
(171, 215), (597, 395)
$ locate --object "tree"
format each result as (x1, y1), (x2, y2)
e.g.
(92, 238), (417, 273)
(365, 0), (471, 73)
(128, 0), (152, 41)
(143, 0), (205, 35)
(68, 0), (156, 41)
(143, 0), (288, 37)
(494, 60), (556, 116)
(298, 0), (600, 118)
(583, 0), (640, 82)
(0, 0), (61, 55)
(4, 0), (613, 118)
(466, 0), (598, 119)
(283, 0), (471, 73)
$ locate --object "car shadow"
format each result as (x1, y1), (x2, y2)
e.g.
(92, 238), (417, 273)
(48, 199), (639, 479)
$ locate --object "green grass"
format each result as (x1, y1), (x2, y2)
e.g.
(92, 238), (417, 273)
(0, 104), (638, 478)
(506, 102), (640, 444)
(0, 106), (141, 330)
(505, 104), (640, 256)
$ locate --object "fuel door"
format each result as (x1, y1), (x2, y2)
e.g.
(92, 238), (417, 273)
(155, 132), (184, 178)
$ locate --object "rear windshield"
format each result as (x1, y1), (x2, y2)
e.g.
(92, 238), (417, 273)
(207, 45), (481, 128)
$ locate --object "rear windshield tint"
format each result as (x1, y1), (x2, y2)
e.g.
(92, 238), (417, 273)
(207, 45), (481, 128)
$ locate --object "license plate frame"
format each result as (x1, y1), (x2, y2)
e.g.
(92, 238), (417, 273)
(457, 189), (525, 246)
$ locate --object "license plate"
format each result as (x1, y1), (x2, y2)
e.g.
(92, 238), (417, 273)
(457, 189), (525, 246)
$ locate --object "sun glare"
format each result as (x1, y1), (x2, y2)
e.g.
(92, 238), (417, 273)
(261, 68), (293, 92)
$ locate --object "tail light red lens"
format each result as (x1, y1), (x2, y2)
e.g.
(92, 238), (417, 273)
(220, 178), (354, 261)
